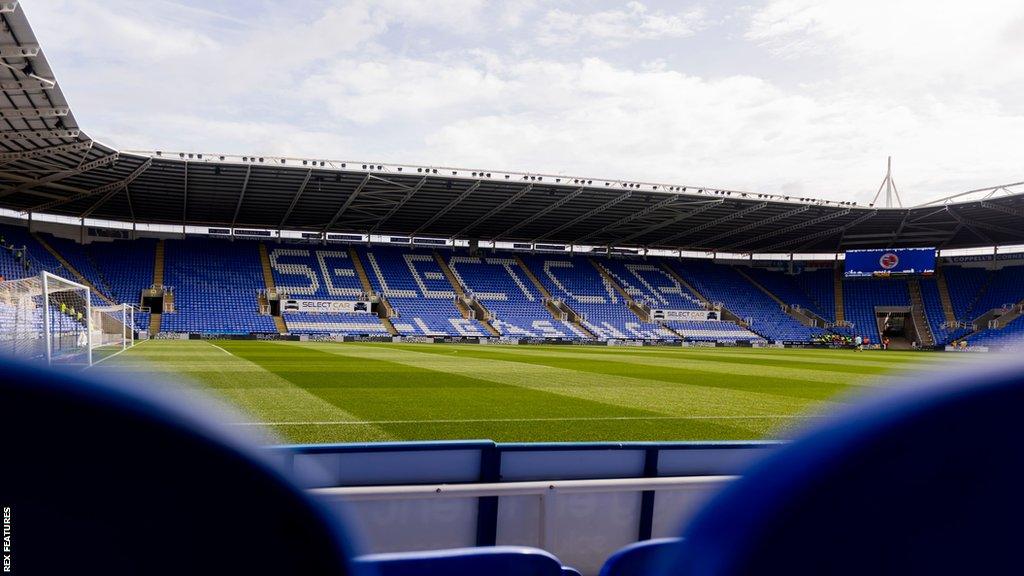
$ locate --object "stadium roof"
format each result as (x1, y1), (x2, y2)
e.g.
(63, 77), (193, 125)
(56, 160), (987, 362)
(1, 4), (1023, 254)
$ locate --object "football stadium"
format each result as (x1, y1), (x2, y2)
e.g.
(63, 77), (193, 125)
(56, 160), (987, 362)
(4, 3), (1024, 575)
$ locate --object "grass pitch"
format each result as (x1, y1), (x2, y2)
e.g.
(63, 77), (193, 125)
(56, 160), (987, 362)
(98, 340), (965, 444)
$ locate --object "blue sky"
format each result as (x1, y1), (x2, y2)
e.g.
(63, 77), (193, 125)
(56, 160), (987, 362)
(26, 0), (1024, 205)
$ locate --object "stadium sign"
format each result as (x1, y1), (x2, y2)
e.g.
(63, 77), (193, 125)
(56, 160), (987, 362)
(282, 299), (372, 314)
(651, 309), (721, 321)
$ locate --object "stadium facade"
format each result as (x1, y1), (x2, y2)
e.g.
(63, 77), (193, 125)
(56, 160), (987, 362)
(1, 5), (1022, 352)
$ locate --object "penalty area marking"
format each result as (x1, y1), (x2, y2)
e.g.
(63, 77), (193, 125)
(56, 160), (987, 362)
(229, 414), (821, 426)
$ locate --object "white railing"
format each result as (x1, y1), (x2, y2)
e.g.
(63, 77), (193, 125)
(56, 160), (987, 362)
(312, 475), (733, 571)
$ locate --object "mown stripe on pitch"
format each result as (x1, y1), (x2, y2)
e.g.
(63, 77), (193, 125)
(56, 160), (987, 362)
(301, 342), (815, 438)
(381, 344), (869, 401)
(427, 345), (897, 383)
(102, 339), (397, 442)
(520, 345), (936, 371)
(238, 341), (723, 441)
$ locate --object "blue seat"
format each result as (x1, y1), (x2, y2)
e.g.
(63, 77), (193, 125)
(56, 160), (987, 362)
(0, 358), (356, 575)
(2, 359), (581, 575)
(598, 538), (682, 576)
(355, 546), (566, 576)
(660, 360), (1024, 575)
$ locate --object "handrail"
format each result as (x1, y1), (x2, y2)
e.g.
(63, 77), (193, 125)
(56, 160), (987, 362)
(311, 474), (735, 500)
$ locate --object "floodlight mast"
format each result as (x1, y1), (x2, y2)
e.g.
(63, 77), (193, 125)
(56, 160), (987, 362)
(871, 156), (903, 208)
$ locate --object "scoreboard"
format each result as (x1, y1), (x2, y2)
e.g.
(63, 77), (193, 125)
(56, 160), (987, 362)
(844, 248), (936, 277)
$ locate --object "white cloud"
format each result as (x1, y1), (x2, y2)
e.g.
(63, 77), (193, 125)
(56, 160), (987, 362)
(538, 2), (706, 47)
(23, 0), (1024, 207)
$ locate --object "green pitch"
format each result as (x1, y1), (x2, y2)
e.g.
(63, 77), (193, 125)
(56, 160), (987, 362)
(98, 339), (968, 444)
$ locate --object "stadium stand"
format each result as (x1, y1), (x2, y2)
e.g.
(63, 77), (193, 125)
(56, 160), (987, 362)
(919, 276), (965, 344)
(0, 224), (71, 282)
(792, 268), (838, 323)
(9, 219), (1024, 347)
(445, 253), (579, 338)
(267, 246), (388, 335)
(964, 265), (1024, 320)
(841, 277), (910, 343)
(669, 260), (825, 342)
(357, 246), (489, 337)
(743, 266), (829, 322)
(159, 238), (276, 334)
(519, 254), (672, 339)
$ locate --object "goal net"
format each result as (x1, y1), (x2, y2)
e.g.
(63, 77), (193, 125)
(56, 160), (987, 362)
(0, 271), (134, 367)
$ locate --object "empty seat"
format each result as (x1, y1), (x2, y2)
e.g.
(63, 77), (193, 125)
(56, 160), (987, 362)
(598, 538), (682, 576)
(356, 546), (568, 576)
(662, 359), (1024, 575)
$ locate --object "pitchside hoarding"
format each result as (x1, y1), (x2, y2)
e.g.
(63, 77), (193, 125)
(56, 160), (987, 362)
(282, 299), (373, 313)
(844, 248), (936, 277)
(651, 310), (721, 321)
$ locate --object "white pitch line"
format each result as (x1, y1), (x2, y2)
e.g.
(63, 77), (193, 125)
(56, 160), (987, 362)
(229, 414), (822, 426)
(206, 341), (234, 356)
(86, 339), (148, 369)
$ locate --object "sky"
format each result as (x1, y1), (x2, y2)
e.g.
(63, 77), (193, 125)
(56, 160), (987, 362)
(25, 0), (1024, 206)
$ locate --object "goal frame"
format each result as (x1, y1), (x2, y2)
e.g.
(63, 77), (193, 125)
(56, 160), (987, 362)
(40, 270), (92, 366)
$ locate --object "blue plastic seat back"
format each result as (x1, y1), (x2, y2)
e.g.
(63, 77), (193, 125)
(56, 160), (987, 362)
(599, 538), (682, 576)
(665, 361), (1024, 576)
(0, 359), (356, 576)
(355, 546), (565, 576)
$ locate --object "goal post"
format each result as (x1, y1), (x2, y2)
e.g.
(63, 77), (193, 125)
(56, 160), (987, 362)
(91, 302), (136, 353)
(0, 271), (136, 367)
(41, 270), (93, 366)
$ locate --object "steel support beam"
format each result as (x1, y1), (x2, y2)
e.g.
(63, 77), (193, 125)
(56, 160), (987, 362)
(946, 207), (1019, 239)
(980, 200), (1024, 219)
(532, 192), (632, 243)
(231, 164), (252, 229)
(779, 210), (878, 252)
(726, 209), (850, 251)
(0, 107), (69, 119)
(0, 78), (55, 92)
(369, 176), (428, 234)
(697, 205), (810, 247)
(0, 129), (80, 142)
(452, 183), (533, 239)
(322, 173), (371, 232)
(279, 169), (313, 228)
(494, 186), (585, 241)
(0, 141), (91, 161)
(0, 44), (39, 58)
(409, 180), (481, 237)
(658, 202), (769, 246)
(0, 152), (118, 199)
(27, 158), (152, 212)
(182, 161), (189, 228)
(572, 195), (679, 244)
(616, 200), (723, 245)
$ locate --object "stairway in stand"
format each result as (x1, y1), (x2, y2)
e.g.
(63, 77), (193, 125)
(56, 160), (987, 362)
(433, 250), (500, 336)
(935, 265), (956, 324)
(833, 266), (845, 324)
(257, 243), (288, 334)
(514, 255), (594, 338)
(907, 278), (935, 347)
(150, 239), (165, 333)
(348, 246), (397, 336)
